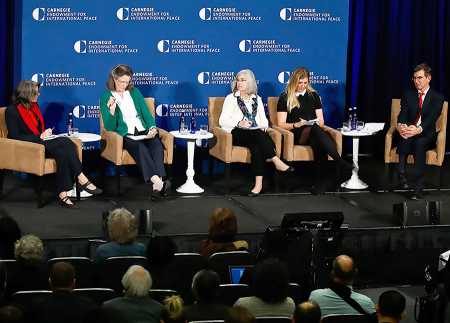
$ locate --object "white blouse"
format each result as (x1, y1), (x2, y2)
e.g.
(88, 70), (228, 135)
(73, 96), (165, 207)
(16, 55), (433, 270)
(219, 92), (269, 133)
(112, 90), (145, 134)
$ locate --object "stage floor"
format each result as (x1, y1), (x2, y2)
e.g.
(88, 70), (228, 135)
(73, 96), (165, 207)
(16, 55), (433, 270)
(1, 155), (449, 239)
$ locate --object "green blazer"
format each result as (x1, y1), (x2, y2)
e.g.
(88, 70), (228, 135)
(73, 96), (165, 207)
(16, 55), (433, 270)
(100, 87), (156, 136)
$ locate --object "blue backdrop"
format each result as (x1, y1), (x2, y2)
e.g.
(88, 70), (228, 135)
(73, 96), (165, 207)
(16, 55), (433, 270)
(15, 0), (349, 135)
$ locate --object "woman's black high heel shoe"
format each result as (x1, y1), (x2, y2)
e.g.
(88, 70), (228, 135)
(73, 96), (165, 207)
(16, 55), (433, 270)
(58, 196), (76, 208)
(78, 181), (103, 195)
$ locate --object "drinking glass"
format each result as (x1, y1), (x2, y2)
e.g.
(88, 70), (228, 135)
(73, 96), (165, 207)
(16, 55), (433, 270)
(356, 121), (365, 131)
(199, 125), (208, 135)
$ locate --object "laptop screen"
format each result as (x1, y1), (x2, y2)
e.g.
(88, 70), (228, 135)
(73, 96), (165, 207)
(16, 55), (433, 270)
(229, 265), (253, 284)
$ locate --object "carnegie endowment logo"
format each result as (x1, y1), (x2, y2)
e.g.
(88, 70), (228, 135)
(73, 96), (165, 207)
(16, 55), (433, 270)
(155, 103), (207, 118)
(239, 39), (301, 53)
(199, 7), (261, 21)
(197, 71), (234, 85)
(32, 7), (97, 21)
(116, 7), (180, 21)
(31, 72), (96, 87)
(280, 7), (342, 22)
(74, 40), (138, 54)
(157, 39), (220, 54)
(309, 71), (339, 85)
(277, 71), (291, 84)
(72, 104), (99, 119)
(133, 71), (179, 86)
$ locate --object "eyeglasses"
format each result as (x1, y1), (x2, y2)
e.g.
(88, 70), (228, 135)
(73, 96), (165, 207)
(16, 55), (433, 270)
(115, 79), (131, 85)
(412, 76), (425, 81)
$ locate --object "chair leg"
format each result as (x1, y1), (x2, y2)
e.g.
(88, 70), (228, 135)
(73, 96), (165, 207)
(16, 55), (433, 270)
(166, 164), (172, 181)
(115, 165), (121, 196)
(384, 163), (393, 192)
(225, 163), (230, 195)
(33, 175), (44, 208)
(0, 169), (4, 198)
(438, 166), (442, 190)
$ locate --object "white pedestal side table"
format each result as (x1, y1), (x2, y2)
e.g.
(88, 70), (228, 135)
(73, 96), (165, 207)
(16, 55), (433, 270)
(170, 130), (214, 194)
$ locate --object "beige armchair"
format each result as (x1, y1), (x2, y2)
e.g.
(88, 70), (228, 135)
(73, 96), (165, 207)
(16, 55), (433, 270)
(0, 107), (82, 207)
(384, 99), (448, 188)
(100, 97), (174, 194)
(267, 97), (342, 162)
(208, 97), (282, 194)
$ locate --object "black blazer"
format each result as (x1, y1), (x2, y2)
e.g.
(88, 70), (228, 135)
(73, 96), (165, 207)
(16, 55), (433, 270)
(5, 104), (43, 143)
(397, 88), (444, 140)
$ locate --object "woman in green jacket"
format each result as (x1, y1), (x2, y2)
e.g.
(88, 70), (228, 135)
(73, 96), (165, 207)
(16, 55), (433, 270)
(100, 64), (169, 198)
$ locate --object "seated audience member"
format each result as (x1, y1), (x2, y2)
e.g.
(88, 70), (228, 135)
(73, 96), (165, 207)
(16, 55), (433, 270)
(200, 208), (248, 258)
(309, 255), (375, 317)
(32, 262), (97, 323)
(225, 306), (255, 323)
(95, 208), (146, 263)
(0, 209), (21, 259)
(293, 301), (321, 323)
(234, 258), (295, 317)
(160, 295), (185, 323)
(146, 235), (178, 289)
(5, 234), (48, 296)
(102, 265), (162, 323)
(183, 269), (230, 321)
(0, 305), (24, 323)
(376, 290), (406, 323)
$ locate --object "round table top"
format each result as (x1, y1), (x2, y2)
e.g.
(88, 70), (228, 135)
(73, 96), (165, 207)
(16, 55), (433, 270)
(340, 122), (385, 137)
(170, 130), (213, 140)
(63, 132), (101, 143)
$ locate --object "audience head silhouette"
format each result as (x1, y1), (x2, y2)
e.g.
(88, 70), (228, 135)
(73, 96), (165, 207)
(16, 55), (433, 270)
(161, 295), (185, 323)
(122, 265), (152, 297)
(107, 208), (138, 244)
(50, 261), (76, 290)
(253, 258), (289, 304)
(377, 290), (406, 322)
(14, 234), (44, 263)
(191, 269), (220, 302)
(331, 255), (356, 285)
(225, 306), (255, 323)
(294, 301), (321, 323)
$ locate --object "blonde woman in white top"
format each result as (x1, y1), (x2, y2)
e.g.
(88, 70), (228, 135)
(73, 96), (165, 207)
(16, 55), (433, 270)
(219, 69), (293, 196)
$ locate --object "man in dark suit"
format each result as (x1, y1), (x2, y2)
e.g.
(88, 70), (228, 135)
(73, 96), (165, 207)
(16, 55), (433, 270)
(397, 63), (444, 199)
(32, 262), (97, 323)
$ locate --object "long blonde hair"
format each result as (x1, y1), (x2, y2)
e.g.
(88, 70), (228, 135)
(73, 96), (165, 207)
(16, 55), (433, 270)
(285, 67), (315, 112)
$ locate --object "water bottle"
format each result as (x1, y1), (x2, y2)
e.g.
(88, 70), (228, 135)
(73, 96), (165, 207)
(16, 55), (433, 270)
(67, 112), (73, 135)
(351, 106), (358, 130)
(179, 112), (186, 133)
(190, 115), (196, 134)
(348, 107), (353, 130)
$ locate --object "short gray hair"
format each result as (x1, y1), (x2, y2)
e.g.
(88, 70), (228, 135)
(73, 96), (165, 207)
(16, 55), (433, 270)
(14, 234), (44, 262)
(231, 69), (258, 95)
(122, 265), (152, 297)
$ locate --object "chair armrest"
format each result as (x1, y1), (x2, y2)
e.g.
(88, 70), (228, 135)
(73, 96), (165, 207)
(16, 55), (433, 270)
(101, 130), (123, 165)
(266, 128), (282, 158)
(0, 138), (46, 175)
(435, 128), (446, 166)
(209, 126), (232, 162)
(323, 126), (343, 156)
(384, 126), (396, 163)
(158, 128), (174, 165)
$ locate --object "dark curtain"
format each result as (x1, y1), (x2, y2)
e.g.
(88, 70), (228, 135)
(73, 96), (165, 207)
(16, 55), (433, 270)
(0, 0), (13, 106)
(347, 0), (450, 124)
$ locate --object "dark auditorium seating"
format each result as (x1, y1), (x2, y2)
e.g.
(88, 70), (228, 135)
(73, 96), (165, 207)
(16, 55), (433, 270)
(172, 252), (207, 300)
(189, 321), (225, 323)
(98, 256), (149, 293)
(208, 251), (255, 284)
(321, 314), (369, 323)
(73, 288), (116, 304)
(12, 290), (52, 310)
(218, 284), (250, 306)
(48, 257), (93, 288)
(255, 317), (291, 323)
(288, 282), (303, 304)
(149, 289), (179, 303)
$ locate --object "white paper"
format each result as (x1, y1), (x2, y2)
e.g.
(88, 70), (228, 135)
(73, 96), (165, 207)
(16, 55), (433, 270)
(126, 135), (147, 140)
(304, 118), (318, 126)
